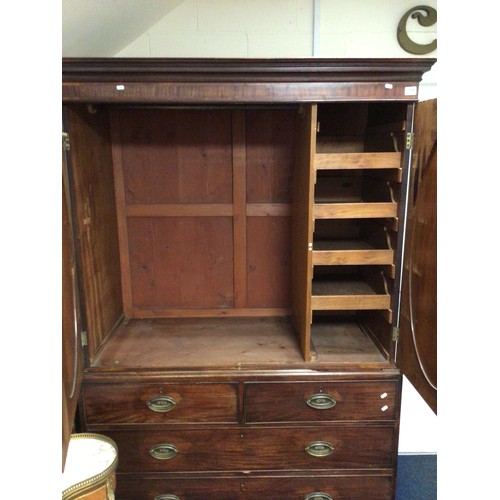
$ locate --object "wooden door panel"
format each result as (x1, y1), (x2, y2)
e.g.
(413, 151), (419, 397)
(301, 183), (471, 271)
(396, 99), (437, 413)
(62, 141), (84, 469)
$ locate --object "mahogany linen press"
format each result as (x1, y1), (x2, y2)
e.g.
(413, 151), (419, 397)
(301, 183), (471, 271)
(62, 58), (437, 499)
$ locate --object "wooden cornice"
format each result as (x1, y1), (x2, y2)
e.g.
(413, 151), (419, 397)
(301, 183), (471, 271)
(63, 57), (435, 82)
(62, 58), (436, 103)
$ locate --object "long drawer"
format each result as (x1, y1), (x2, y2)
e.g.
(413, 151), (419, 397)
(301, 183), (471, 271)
(106, 425), (395, 472)
(84, 383), (238, 424)
(116, 474), (393, 500)
(244, 381), (398, 422)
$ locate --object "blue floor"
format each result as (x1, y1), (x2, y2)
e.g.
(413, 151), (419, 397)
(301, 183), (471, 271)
(395, 453), (437, 500)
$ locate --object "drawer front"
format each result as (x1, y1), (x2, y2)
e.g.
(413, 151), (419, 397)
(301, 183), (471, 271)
(84, 383), (238, 424)
(116, 474), (393, 500)
(245, 381), (398, 422)
(107, 426), (395, 473)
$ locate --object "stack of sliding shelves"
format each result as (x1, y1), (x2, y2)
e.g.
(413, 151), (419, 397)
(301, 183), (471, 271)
(310, 128), (403, 356)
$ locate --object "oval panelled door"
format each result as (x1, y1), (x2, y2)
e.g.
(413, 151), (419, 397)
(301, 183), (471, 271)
(408, 142), (437, 390)
(396, 98), (437, 414)
(62, 132), (84, 469)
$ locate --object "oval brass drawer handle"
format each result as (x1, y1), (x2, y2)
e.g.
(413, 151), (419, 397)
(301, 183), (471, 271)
(305, 440), (334, 457)
(305, 493), (333, 500)
(306, 393), (336, 410)
(147, 396), (176, 413)
(149, 443), (178, 460)
(155, 496), (181, 500)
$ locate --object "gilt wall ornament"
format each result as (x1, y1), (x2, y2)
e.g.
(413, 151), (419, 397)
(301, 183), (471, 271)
(397, 6), (437, 55)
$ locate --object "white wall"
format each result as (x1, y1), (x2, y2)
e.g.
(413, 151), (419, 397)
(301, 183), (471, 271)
(116, 0), (437, 58)
(115, 0), (314, 58)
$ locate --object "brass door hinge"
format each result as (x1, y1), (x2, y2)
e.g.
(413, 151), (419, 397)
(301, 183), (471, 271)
(392, 327), (400, 341)
(62, 132), (70, 151)
(81, 330), (88, 347)
(405, 132), (413, 150)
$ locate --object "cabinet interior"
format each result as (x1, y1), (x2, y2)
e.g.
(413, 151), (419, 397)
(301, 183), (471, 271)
(66, 100), (409, 369)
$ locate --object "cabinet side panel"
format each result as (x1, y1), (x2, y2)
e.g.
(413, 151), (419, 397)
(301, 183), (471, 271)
(66, 106), (123, 360)
(291, 104), (317, 360)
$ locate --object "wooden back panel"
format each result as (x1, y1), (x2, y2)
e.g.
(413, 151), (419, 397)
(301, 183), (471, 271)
(246, 109), (295, 309)
(111, 107), (297, 318)
(246, 109), (294, 203)
(118, 109), (233, 204)
(127, 216), (235, 310)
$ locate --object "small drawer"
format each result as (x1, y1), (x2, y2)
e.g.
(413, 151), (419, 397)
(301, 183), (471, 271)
(84, 383), (238, 424)
(116, 474), (393, 500)
(245, 381), (398, 422)
(106, 425), (395, 473)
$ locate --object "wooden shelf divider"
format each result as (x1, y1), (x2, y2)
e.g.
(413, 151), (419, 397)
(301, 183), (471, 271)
(314, 152), (401, 171)
(311, 294), (391, 311)
(314, 202), (398, 219)
(311, 279), (391, 311)
(313, 247), (394, 266)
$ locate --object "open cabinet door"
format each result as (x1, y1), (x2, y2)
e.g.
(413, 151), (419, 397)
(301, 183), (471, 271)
(396, 99), (437, 414)
(62, 131), (84, 470)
